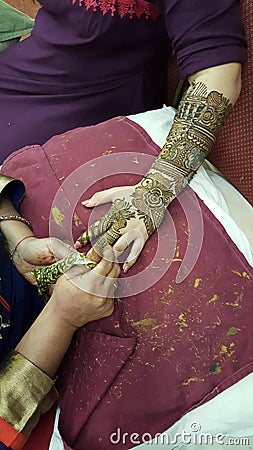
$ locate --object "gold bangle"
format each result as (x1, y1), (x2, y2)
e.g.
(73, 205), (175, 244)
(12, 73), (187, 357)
(0, 214), (33, 230)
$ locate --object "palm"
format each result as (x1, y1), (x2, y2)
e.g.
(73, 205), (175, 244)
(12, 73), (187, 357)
(13, 237), (74, 285)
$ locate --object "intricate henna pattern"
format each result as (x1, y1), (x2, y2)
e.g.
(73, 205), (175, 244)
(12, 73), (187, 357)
(135, 81), (232, 236)
(78, 82), (232, 245)
(32, 253), (97, 296)
(157, 81), (232, 175)
(78, 198), (135, 248)
(131, 177), (172, 236)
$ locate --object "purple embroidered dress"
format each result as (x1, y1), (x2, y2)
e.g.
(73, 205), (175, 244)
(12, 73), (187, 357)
(0, 0), (246, 162)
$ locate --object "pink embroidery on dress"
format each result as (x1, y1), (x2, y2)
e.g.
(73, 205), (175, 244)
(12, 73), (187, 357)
(72, 0), (159, 20)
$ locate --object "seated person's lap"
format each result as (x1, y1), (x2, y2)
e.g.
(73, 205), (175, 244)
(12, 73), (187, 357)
(2, 108), (253, 450)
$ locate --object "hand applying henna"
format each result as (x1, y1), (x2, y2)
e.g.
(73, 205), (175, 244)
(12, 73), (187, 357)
(0, 177), (79, 285)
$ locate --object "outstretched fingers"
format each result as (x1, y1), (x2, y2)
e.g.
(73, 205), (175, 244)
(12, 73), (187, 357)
(81, 187), (125, 208)
(113, 230), (145, 273)
(74, 215), (111, 249)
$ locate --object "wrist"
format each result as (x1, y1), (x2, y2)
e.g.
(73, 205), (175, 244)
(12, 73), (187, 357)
(0, 208), (34, 255)
(11, 235), (35, 263)
(47, 292), (80, 333)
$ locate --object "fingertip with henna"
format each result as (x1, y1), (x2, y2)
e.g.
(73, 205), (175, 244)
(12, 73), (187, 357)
(123, 262), (130, 273)
(74, 241), (82, 249)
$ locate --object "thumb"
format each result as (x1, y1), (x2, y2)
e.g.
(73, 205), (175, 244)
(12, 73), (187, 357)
(48, 237), (77, 261)
(92, 246), (115, 277)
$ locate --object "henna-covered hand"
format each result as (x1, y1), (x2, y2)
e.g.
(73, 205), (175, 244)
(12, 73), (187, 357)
(75, 81), (233, 271)
(74, 181), (171, 272)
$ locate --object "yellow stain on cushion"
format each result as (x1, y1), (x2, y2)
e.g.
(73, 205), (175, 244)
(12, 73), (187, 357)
(132, 156), (139, 164)
(225, 302), (240, 307)
(52, 206), (65, 226)
(208, 294), (218, 303)
(220, 345), (227, 354)
(226, 288), (244, 307)
(73, 212), (81, 227)
(194, 278), (202, 288)
(176, 312), (188, 331)
(232, 270), (251, 279)
(102, 149), (113, 155)
(132, 318), (156, 327)
(183, 377), (198, 386)
(220, 343), (235, 357)
(227, 327), (241, 336)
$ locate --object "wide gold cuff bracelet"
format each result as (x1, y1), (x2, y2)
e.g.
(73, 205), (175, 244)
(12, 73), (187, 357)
(0, 351), (57, 434)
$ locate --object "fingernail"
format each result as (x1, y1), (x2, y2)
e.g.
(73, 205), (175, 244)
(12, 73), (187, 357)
(82, 200), (93, 206)
(123, 263), (129, 273)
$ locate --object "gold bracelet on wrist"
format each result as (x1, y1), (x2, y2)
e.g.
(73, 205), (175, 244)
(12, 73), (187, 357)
(0, 214), (33, 230)
(0, 214), (34, 263)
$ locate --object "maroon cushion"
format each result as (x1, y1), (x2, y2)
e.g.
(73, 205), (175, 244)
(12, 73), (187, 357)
(2, 117), (253, 449)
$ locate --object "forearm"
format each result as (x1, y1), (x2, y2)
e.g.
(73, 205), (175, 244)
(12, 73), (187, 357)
(0, 173), (34, 256)
(16, 297), (75, 378)
(188, 63), (241, 104)
(0, 297), (76, 447)
(142, 63), (241, 224)
(0, 250), (117, 448)
(0, 194), (34, 253)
